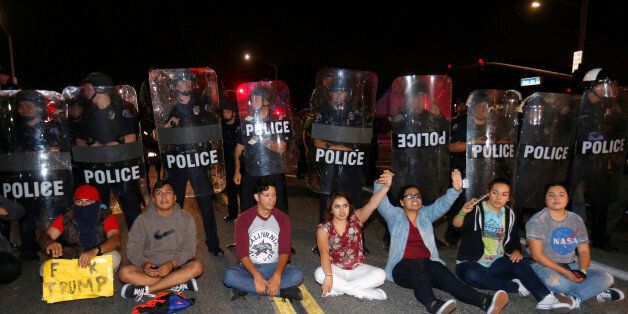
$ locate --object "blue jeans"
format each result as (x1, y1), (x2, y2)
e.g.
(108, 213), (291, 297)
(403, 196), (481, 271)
(530, 261), (614, 301)
(456, 257), (550, 301)
(223, 262), (304, 295)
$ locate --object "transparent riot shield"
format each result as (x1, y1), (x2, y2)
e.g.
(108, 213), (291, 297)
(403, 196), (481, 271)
(307, 68), (377, 195)
(389, 75), (452, 204)
(515, 93), (580, 209)
(0, 90), (73, 228)
(236, 81), (292, 177)
(465, 90), (520, 201)
(149, 68), (225, 195)
(570, 80), (626, 204)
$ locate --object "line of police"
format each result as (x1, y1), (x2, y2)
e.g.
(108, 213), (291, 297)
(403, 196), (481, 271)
(0, 66), (625, 276)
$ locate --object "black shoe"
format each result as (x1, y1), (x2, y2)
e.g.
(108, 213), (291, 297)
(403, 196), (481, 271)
(209, 246), (225, 256)
(279, 286), (303, 301)
(428, 299), (457, 314)
(311, 244), (319, 255)
(230, 288), (247, 301)
(227, 243), (236, 252)
(223, 215), (237, 222)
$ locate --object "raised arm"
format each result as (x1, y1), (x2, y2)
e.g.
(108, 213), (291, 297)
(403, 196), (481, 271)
(355, 170), (393, 224)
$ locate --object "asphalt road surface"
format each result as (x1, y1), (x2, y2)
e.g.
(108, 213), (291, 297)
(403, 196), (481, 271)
(1, 170), (626, 313)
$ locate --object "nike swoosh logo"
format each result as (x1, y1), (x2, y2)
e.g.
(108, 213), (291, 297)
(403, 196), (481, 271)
(154, 229), (175, 240)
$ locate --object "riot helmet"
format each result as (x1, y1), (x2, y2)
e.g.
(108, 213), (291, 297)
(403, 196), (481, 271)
(249, 85), (272, 111)
(406, 81), (428, 113)
(325, 71), (353, 111)
(16, 90), (46, 122)
(172, 70), (195, 104)
(583, 68), (618, 99)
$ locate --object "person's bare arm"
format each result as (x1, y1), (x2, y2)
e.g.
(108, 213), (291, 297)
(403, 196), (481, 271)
(39, 226), (63, 258)
(355, 170), (392, 223)
(528, 238), (582, 282)
(448, 141), (466, 153)
(240, 256), (266, 294)
(316, 228), (333, 295)
(234, 143), (244, 184)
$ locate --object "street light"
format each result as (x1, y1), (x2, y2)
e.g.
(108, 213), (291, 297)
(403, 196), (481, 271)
(0, 14), (16, 85)
(530, 0), (588, 53)
(243, 52), (278, 81)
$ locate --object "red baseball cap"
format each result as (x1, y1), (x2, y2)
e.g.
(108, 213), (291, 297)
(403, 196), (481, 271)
(74, 185), (100, 201)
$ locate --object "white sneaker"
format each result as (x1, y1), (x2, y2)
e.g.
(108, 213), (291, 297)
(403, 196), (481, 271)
(511, 279), (530, 296)
(536, 294), (571, 312)
(353, 288), (387, 300)
(596, 288), (625, 302)
(568, 295), (581, 310)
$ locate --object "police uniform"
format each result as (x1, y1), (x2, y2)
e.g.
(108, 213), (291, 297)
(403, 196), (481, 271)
(238, 112), (289, 213)
(9, 104), (70, 259)
(76, 98), (143, 229)
(222, 115), (241, 218)
(164, 97), (221, 252)
(315, 107), (365, 222)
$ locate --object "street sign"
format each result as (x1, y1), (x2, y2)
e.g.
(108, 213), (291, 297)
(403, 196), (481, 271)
(572, 50), (583, 73)
(520, 76), (542, 86)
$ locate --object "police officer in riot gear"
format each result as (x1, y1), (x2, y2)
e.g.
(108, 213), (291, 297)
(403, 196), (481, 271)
(75, 72), (143, 230)
(310, 73), (370, 254)
(162, 69), (223, 256)
(221, 99), (241, 222)
(9, 90), (70, 260)
(234, 85), (289, 213)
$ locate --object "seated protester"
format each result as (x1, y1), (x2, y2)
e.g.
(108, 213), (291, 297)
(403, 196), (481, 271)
(223, 178), (304, 300)
(453, 178), (570, 311)
(526, 182), (624, 309)
(375, 169), (509, 314)
(314, 170), (393, 300)
(119, 179), (204, 301)
(38, 185), (121, 276)
(0, 196), (25, 284)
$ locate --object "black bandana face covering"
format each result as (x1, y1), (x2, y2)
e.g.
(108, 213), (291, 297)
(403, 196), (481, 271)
(74, 203), (101, 250)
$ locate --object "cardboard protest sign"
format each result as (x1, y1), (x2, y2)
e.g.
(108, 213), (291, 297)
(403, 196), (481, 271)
(42, 255), (114, 303)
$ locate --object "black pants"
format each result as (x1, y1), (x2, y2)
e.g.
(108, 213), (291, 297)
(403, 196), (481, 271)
(590, 201), (610, 247)
(19, 198), (61, 258)
(95, 181), (142, 230)
(241, 171), (287, 213)
(392, 258), (485, 310)
(0, 252), (21, 284)
(168, 167), (219, 250)
(225, 162), (240, 217)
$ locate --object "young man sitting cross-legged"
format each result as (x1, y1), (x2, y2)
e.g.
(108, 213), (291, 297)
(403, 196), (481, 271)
(119, 179), (204, 300)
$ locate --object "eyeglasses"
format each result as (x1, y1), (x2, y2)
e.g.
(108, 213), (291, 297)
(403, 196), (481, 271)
(403, 193), (422, 200)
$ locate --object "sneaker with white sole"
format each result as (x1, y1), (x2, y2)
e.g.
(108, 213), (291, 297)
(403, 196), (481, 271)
(511, 278), (530, 297)
(121, 284), (155, 301)
(536, 294), (571, 312)
(596, 288), (625, 302)
(428, 299), (457, 314)
(484, 290), (508, 314)
(567, 295), (581, 310)
(170, 278), (198, 293)
(352, 288), (387, 300)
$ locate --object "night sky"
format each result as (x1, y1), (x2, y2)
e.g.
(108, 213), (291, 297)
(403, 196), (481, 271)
(1, 0), (627, 106)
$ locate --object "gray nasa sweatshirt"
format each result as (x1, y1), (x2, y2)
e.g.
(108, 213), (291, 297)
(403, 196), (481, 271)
(126, 202), (197, 268)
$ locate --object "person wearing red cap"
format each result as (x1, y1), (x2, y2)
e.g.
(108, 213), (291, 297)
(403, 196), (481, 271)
(37, 184), (121, 276)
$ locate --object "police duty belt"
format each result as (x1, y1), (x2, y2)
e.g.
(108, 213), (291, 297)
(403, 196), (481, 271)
(0, 152), (73, 172)
(71, 141), (144, 164)
(156, 124), (222, 145)
(311, 123), (372, 144)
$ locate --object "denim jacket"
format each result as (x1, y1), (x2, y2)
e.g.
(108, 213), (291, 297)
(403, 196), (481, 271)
(375, 182), (460, 281)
